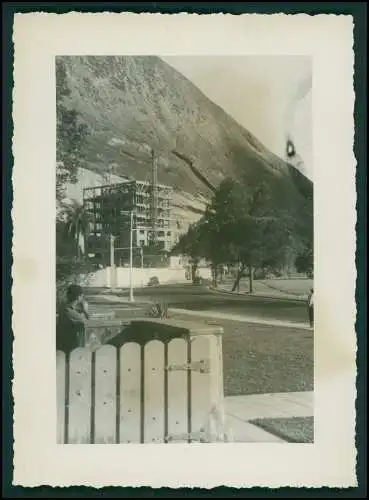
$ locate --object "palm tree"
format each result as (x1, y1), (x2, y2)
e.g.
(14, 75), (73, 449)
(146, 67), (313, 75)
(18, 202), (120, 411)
(65, 200), (92, 258)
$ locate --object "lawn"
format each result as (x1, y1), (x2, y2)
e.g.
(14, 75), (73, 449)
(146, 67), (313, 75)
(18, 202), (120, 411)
(178, 315), (314, 397)
(251, 417), (314, 443)
(91, 303), (314, 398)
(260, 278), (313, 296)
(220, 277), (313, 297)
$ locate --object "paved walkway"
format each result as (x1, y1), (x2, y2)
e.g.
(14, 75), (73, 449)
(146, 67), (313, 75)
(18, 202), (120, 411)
(224, 391), (313, 442)
(209, 285), (307, 302)
(169, 307), (311, 330)
(88, 294), (150, 307)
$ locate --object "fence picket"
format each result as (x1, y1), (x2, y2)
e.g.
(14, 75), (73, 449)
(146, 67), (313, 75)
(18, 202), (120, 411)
(167, 338), (188, 443)
(94, 346), (117, 443)
(119, 343), (141, 443)
(144, 340), (165, 443)
(56, 350), (66, 444)
(190, 336), (213, 442)
(56, 322), (225, 444)
(208, 334), (227, 441)
(68, 348), (92, 444)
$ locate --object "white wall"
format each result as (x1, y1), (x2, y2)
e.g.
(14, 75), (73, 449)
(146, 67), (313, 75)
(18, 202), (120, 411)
(85, 266), (212, 288)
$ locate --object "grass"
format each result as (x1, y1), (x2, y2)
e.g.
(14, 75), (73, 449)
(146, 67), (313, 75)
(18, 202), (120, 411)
(261, 279), (313, 295)
(250, 417), (314, 443)
(220, 277), (313, 297)
(166, 313), (314, 397)
(88, 302), (314, 397)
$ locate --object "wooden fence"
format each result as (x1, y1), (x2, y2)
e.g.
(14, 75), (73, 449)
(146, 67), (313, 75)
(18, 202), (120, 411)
(57, 322), (226, 444)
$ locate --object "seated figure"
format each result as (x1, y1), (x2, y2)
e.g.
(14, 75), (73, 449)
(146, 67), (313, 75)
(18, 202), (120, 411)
(56, 284), (90, 352)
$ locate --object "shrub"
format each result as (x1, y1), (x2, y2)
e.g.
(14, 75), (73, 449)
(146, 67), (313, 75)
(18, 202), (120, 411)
(56, 255), (94, 310)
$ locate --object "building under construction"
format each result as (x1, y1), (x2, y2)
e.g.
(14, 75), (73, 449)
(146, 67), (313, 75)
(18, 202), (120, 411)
(83, 177), (175, 265)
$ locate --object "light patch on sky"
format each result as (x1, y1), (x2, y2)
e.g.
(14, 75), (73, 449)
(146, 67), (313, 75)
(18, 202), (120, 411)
(161, 56), (312, 180)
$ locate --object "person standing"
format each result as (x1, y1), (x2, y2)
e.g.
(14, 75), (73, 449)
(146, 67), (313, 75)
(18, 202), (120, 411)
(307, 288), (314, 328)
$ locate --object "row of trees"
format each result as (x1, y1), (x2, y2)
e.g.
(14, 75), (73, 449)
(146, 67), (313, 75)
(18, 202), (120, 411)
(172, 176), (313, 293)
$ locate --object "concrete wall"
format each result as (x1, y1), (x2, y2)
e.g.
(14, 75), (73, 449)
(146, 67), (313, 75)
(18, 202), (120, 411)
(85, 266), (212, 288)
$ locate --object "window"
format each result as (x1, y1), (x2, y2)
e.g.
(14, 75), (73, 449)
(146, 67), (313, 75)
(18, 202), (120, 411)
(167, 231), (171, 236)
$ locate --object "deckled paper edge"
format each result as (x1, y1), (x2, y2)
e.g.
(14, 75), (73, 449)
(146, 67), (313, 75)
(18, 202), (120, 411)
(11, 12), (357, 489)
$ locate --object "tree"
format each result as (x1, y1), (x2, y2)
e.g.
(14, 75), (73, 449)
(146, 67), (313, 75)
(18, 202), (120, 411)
(209, 178), (295, 292)
(56, 219), (93, 309)
(295, 243), (314, 278)
(64, 201), (92, 258)
(56, 58), (89, 203)
(55, 58), (91, 309)
(172, 222), (204, 282)
(174, 177), (295, 293)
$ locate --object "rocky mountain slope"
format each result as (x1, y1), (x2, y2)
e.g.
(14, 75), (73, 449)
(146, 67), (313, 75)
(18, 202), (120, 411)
(59, 55), (312, 231)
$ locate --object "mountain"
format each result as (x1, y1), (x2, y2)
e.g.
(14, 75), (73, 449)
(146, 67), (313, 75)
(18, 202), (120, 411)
(58, 55), (312, 231)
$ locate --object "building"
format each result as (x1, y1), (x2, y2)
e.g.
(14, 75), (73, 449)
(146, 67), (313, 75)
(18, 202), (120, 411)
(83, 179), (176, 265)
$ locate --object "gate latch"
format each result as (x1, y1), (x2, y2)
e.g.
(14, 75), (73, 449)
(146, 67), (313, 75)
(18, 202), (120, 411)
(165, 359), (210, 374)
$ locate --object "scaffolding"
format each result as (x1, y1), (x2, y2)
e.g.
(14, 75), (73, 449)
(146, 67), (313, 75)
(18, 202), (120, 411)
(150, 149), (158, 246)
(83, 178), (174, 265)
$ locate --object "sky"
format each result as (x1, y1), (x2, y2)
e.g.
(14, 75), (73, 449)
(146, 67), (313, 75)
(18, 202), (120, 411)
(161, 56), (312, 180)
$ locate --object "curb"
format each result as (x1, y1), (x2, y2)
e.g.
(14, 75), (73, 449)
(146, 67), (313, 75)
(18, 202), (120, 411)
(169, 307), (311, 330)
(208, 286), (307, 303)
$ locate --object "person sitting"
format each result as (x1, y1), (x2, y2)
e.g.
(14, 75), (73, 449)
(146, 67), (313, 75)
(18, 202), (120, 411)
(56, 284), (90, 352)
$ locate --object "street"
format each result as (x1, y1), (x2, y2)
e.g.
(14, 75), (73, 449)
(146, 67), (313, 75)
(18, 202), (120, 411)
(87, 282), (310, 325)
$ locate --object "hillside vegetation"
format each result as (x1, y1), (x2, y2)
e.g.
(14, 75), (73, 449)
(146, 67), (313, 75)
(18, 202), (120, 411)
(58, 56), (312, 237)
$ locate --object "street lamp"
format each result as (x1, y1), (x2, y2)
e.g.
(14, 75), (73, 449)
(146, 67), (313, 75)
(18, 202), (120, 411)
(114, 245), (144, 288)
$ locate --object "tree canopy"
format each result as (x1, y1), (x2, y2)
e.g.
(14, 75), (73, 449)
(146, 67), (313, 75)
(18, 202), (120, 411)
(56, 58), (92, 307)
(173, 177), (307, 292)
(56, 58), (89, 203)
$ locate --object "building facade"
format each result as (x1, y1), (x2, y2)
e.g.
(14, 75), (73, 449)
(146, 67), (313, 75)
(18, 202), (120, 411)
(83, 179), (176, 265)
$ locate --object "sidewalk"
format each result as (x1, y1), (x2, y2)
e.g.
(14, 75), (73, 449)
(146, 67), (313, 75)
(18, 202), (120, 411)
(88, 294), (151, 307)
(224, 391), (313, 442)
(169, 307), (311, 330)
(209, 285), (307, 302)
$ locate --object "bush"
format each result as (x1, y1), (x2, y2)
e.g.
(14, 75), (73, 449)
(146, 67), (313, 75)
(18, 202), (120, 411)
(56, 255), (94, 310)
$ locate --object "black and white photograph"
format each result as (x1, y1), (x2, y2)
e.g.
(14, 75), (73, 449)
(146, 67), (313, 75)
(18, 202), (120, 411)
(11, 11), (357, 489)
(55, 54), (314, 445)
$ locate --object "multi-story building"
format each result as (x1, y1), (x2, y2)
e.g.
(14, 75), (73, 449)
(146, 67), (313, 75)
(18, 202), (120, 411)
(83, 179), (176, 265)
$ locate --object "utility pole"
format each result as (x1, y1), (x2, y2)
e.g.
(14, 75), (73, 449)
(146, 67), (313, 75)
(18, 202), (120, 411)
(119, 210), (135, 302)
(113, 245), (144, 289)
(150, 149), (158, 247)
(140, 246), (144, 288)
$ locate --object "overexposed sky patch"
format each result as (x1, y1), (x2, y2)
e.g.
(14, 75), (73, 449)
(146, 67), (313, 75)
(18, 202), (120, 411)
(161, 56), (312, 180)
